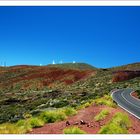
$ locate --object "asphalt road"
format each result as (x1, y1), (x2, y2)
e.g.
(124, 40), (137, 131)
(111, 89), (140, 119)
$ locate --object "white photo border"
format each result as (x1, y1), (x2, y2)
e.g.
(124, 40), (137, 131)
(0, 1), (139, 6)
(0, 1), (140, 140)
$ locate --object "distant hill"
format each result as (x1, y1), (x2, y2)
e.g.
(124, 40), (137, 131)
(47, 63), (97, 70)
(110, 62), (140, 71)
(1, 62), (140, 90)
(110, 62), (140, 82)
(0, 63), (96, 92)
(0, 62), (140, 92)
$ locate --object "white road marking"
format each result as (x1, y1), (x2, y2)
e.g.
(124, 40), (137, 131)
(121, 91), (140, 109)
(111, 89), (140, 119)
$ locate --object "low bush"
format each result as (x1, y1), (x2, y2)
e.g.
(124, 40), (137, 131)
(51, 99), (69, 108)
(95, 95), (116, 108)
(0, 117), (45, 134)
(111, 112), (131, 128)
(63, 127), (87, 134)
(98, 122), (128, 134)
(63, 107), (77, 116)
(94, 109), (110, 121)
(16, 119), (32, 132)
(39, 110), (67, 123)
(98, 112), (131, 134)
(0, 106), (78, 134)
(76, 101), (94, 110)
(0, 123), (26, 134)
(28, 117), (44, 128)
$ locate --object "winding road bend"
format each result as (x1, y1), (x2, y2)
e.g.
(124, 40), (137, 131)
(111, 89), (140, 119)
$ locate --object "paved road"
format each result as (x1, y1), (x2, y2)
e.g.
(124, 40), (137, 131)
(111, 89), (140, 119)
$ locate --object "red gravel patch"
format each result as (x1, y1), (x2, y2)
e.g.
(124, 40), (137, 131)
(131, 92), (139, 99)
(29, 104), (140, 134)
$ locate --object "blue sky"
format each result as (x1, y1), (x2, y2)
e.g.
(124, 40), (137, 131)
(0, 6), (140, 68)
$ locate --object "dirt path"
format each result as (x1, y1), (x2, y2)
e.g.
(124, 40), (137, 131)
(29, 104), (140, 134)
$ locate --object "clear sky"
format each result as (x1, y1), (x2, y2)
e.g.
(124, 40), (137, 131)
(0, 6), (140, 68)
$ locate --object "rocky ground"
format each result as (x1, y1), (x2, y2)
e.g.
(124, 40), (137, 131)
(29, 104), (140, 134)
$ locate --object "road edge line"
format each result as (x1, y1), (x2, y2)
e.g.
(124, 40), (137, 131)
(111, 89), (140, 120)
(117, 103), (140, 120)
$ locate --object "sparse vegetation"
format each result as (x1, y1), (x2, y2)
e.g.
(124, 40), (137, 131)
(95, 95), (117, 108)
(16, 119), (32, 132)
(63, 127), (87, 134)
(0, 63), (140, 133)
(47, 63), (96, 70)
(94, 109), (110, 121)
(0, 106), (78, 134)
(76, 101), (94, 110)
(39, 110), (67, 123)
(0, 123), (25, 134)
(98, 112), (131, 134)
(63, 107), (77, 116)
(27, 117), (44, 128)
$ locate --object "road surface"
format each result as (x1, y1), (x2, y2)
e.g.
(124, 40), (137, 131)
(112, 89), (140, 119)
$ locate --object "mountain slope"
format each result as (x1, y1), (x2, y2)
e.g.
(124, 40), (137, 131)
(47, 63), (97, 70)
(0, 62), (140, 125)
(110, 62), (140, 71)
(0, 64), (95, 93)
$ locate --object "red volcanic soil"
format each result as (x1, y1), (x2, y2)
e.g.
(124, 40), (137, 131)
(131, 92), (139, 99)
(0, 66), (95, 89)
(112, 70), (140, 82)
(29, 104), (140, 134)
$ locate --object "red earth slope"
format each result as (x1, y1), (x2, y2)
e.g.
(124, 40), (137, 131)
(0, 65), (95, 91)
(29, 104), (140, 134)
(112, 70), (140, 82)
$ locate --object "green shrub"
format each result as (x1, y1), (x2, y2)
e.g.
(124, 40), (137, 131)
(94, 109), (110, 121)
(63, 107), (77, 116)
(104, 95), (112, 100)
(50, 99), (69, 108)
(98, 122), (128, 134)
(39, 110), (67, 123)
(0, 123), (26, 134)
(23, 113), (32, 119)
(111, 112), (131, 128)
(0, 107), (72, 134)
(76, 101), (93, 110)
(28, 117), (44, 128)
(16, 119), (32, 132)
(98, 112), (131, 134)
(16, 119), (27, 126)
(95, 95), (116, 108)
(0, 117), (44, 134)
(63, 127), (87, 134)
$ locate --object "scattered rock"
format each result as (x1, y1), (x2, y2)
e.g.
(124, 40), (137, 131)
(66, 121), (70, 126)
(87, 123), (91, 127)
(87, 123), (94, 128)
(80, 120), (87, 125)
(87, 124), (90, 127)
(73, 122), (79, 125)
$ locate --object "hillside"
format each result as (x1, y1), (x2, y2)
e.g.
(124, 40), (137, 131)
(112, 70), (140, 82)
(110, 62), (140, 71)
(0, 62), (140, 134)
(0, 63), (95, 93)
(110, 63), (140, 82)
(47, 63), (97, 70)
(0, 63), (97, 123)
